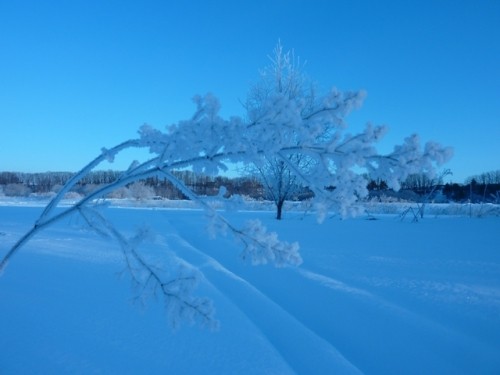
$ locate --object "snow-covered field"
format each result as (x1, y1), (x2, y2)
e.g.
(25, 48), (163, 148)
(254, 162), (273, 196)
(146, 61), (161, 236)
(1, 200), (500, 374)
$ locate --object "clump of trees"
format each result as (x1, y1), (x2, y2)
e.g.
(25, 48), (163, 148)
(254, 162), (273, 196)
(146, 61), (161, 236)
(463, 170), (500, 203)
(465, 170), (500, 185)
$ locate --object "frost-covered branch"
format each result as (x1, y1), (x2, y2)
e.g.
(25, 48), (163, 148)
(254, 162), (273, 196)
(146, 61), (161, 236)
(1, 88), (451, 271)
(79, 206), (216, 329)
(1, 43), (453, 328)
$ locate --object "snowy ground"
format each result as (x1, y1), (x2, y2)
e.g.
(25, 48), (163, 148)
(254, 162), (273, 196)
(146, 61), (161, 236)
(1, 200), (500, 374)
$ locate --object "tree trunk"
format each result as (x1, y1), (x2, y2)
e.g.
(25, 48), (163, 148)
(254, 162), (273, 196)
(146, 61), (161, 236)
(276, 199), (284, 220)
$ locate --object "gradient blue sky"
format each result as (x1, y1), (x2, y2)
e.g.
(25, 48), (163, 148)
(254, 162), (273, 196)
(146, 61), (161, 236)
(1, 0), (499, 183)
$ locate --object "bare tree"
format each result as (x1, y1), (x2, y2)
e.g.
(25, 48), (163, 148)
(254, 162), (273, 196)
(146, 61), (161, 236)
(254, 155), (310, 220)
(246, 42), (355, 219)
(3, 183), (32, 197)
(127, 181), (156, 200)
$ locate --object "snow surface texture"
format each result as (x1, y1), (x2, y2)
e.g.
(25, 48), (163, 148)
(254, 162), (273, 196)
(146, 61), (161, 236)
(1, 203), (500, 374)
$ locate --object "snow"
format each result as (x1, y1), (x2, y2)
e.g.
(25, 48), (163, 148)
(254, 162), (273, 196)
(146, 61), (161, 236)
(1, 201), (500, 374)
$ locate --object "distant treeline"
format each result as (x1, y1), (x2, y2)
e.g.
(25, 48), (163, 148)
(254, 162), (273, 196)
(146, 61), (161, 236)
(1, 170), (499, 203)
(367, 170), (500, 203)
(0, 170), (265, 200)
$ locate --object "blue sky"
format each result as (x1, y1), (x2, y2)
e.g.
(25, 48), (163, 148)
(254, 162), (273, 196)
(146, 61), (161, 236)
(1, 0), (498, 183)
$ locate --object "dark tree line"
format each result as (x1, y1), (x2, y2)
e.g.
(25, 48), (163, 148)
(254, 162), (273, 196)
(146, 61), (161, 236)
(0, 170), (265, 200)
(443, 170), (500, 203)
(1, 170), (499, 203)
(369, 170), (500, 203)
